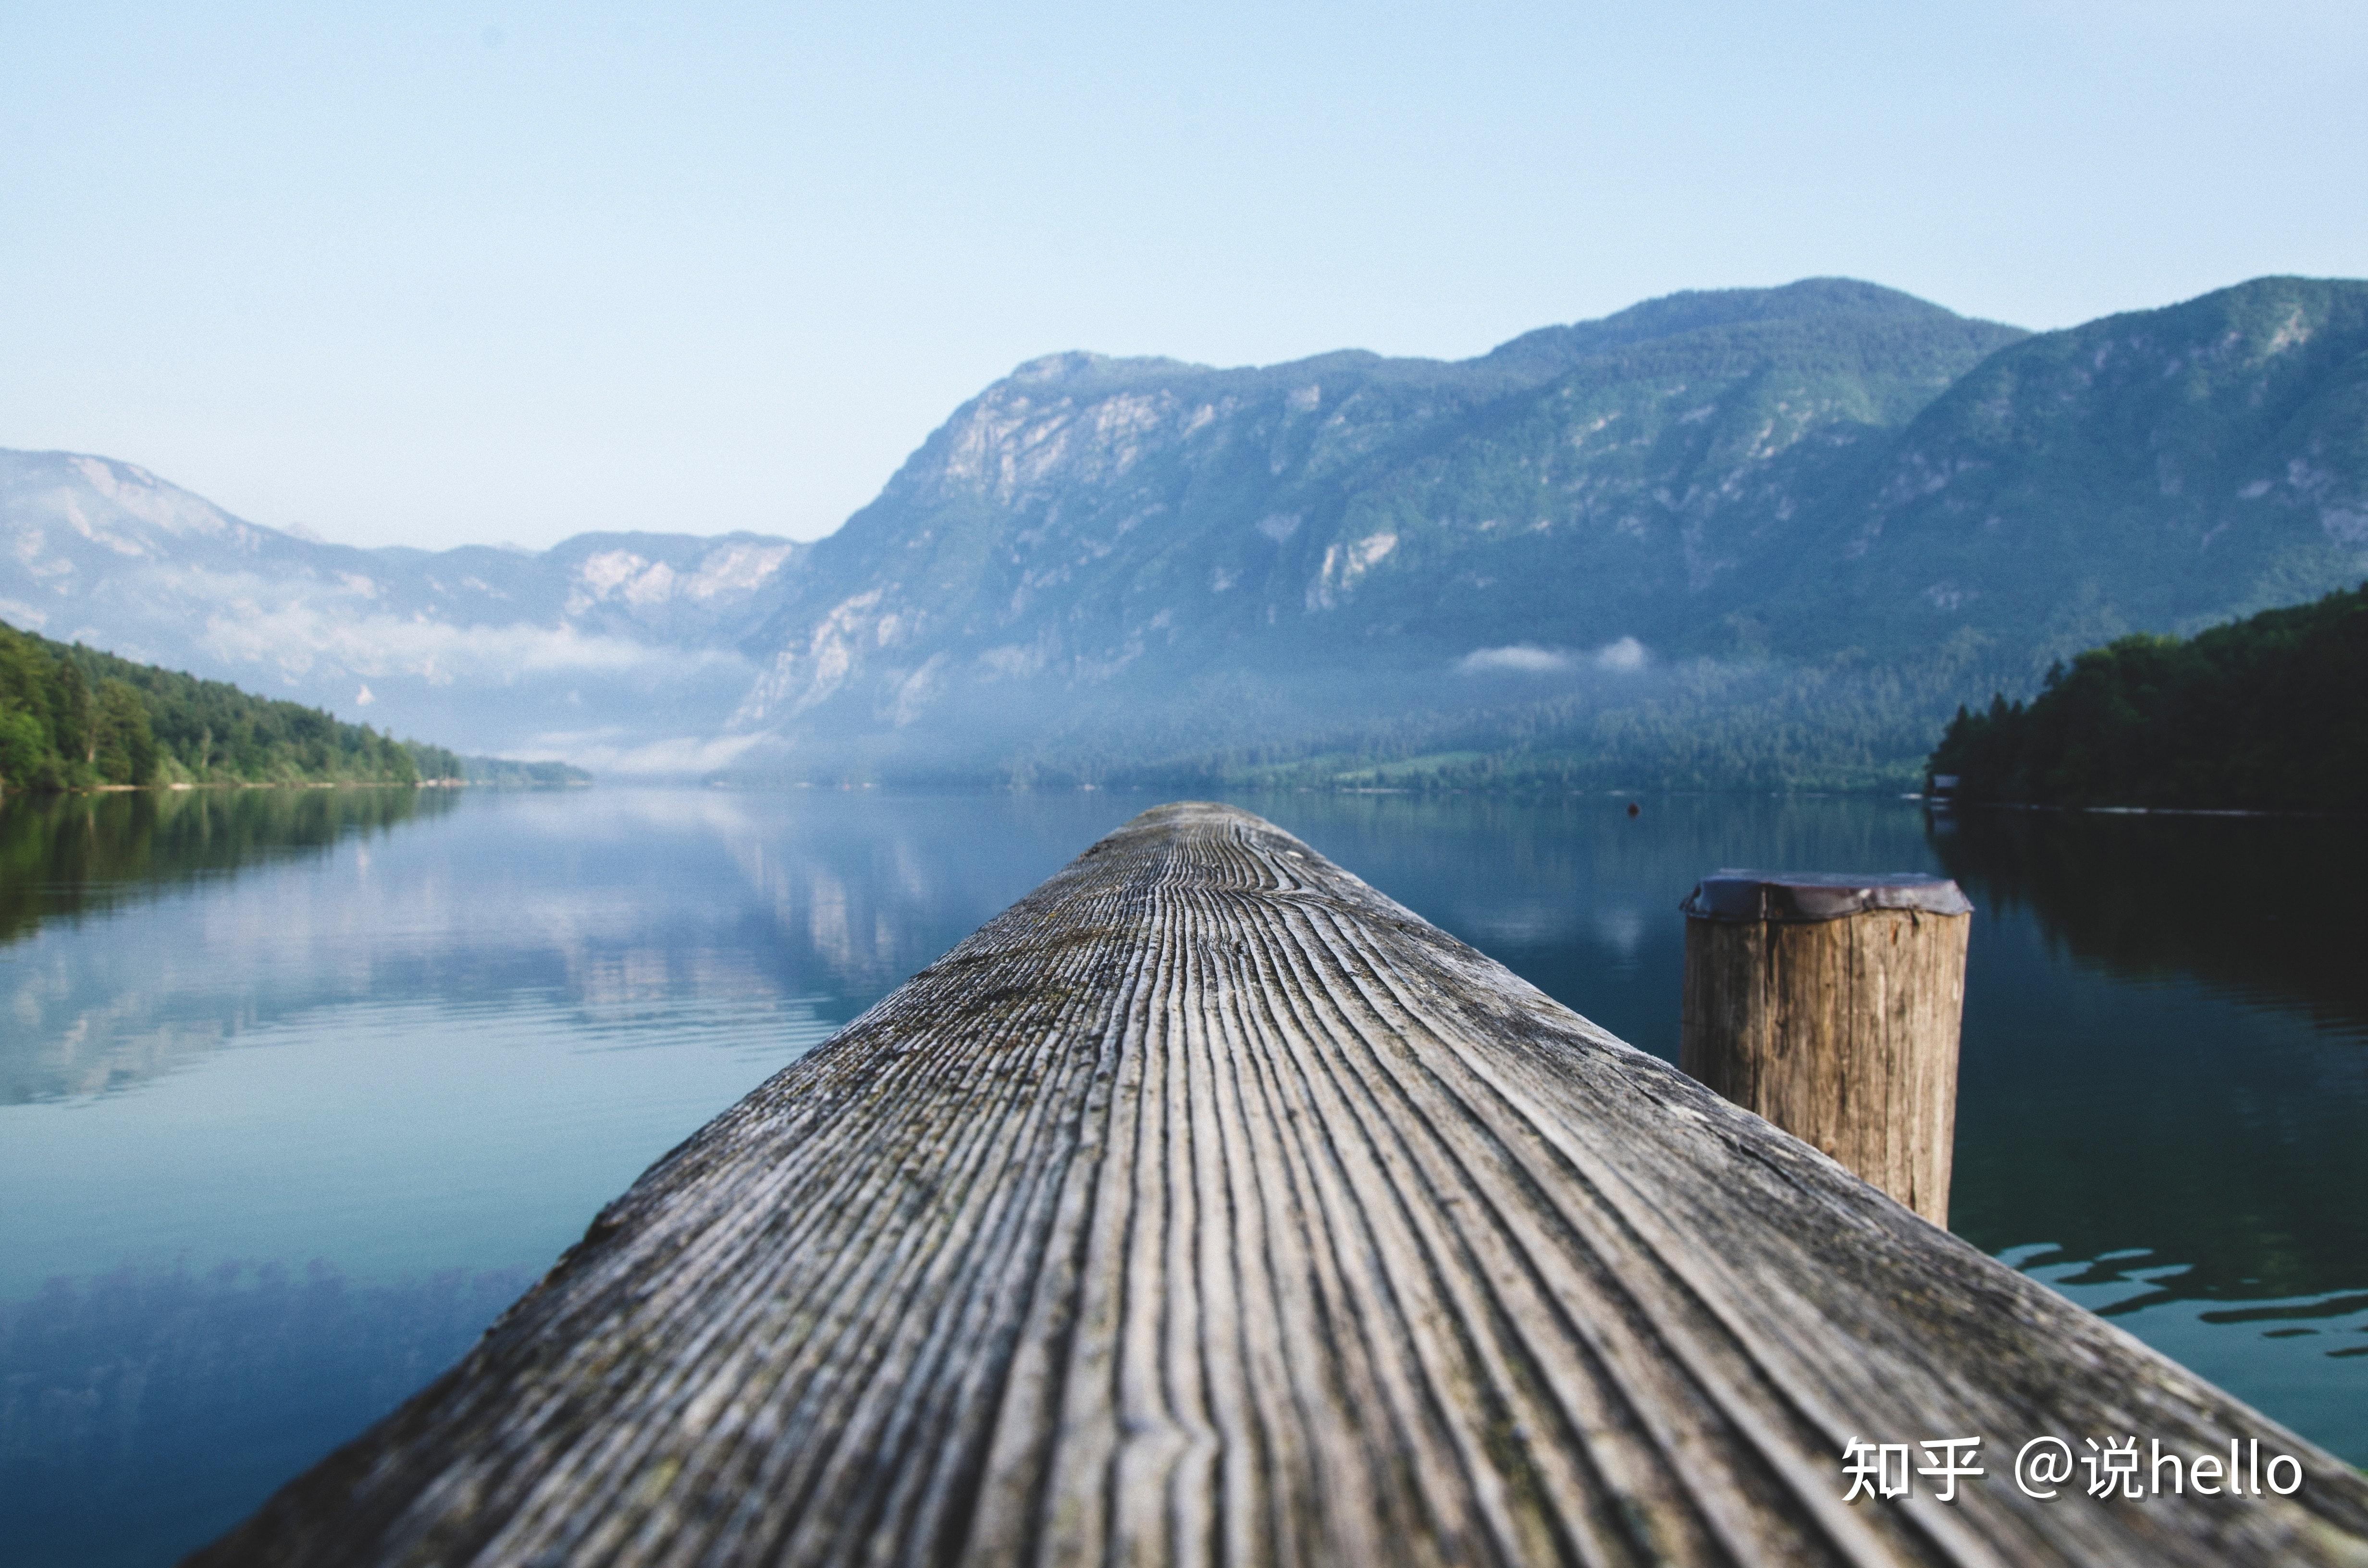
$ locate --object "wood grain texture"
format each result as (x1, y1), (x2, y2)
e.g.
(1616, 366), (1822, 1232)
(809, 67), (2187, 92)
(191, 803), (2368, 1568)
(1679, 908), (1968, 1225)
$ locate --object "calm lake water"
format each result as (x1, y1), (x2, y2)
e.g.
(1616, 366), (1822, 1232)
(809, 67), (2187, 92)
(2, 786), (2363, 1566)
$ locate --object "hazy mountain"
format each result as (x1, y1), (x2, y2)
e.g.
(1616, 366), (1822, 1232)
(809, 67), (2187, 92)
(1772, 276), (2368, 662)
(8, 275), (2363, 788)
(720, 275), (2368, 788)
(0, 450), (804, 768)
(729, 281), (2019, 769)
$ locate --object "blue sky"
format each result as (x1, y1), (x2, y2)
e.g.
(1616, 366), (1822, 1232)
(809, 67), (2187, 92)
(3, 2), (2362, 551)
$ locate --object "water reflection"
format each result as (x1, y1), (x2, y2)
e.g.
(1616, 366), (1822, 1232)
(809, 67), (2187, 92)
(1927, 804), (2368, 1463)
(1, 788), (2363, 1567)
(0, 1260), (531, 1568)
(1930, 807), (2368, 1035)
(0, 789), (1092, 1106)
(0, 787), (456, 950)
(1931, 808), (2368, 1298)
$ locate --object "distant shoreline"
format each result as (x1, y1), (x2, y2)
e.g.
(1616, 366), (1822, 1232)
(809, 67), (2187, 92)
(1931, 797), (2364, 821)
(21, 777), (594, 797)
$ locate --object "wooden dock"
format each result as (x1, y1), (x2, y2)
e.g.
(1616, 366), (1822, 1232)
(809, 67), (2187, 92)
(193, 803), (2368, 1567)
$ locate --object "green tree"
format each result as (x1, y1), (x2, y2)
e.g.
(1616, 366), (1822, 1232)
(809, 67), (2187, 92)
(1928, 582), (2368, 810)
(91, 678), (159, 784)
(0, 704), (58, 793)
(0, 615), (458, 796)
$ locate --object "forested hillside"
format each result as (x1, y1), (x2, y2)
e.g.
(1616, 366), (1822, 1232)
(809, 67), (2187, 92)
(0, 619), (427, 793)
(734, 281), (2021, 743)
(722, 274), (2368, 791)
(1927, 582), (2368, 810)
(455, 755), (593, 787)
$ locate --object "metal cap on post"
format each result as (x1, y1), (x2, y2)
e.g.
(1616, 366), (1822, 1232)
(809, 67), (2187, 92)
(1679, 870), (1971, 1226)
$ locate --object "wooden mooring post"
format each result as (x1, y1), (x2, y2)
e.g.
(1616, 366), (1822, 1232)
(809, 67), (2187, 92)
(1678, 872), (1972, 1226)
(193, 805), (2368, 1568)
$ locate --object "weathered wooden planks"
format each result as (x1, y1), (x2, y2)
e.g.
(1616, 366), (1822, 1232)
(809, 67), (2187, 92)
(192, 802), (2368, 1567)
(1680, 873), (1972, 1225)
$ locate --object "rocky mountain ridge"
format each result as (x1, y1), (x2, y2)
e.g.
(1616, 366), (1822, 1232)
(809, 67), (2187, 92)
(736, 281), (2026, 742)
(726, 274), (2368, 787)
(6, 272), (2364, 787)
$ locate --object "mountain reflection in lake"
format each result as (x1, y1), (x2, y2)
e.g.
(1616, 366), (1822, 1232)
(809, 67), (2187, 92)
(1, 788), (2362, 1566)
(0, 786), (460, 953)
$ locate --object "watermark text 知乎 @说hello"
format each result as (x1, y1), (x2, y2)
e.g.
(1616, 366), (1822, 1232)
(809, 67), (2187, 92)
(1841, 1435), (2307, 1503)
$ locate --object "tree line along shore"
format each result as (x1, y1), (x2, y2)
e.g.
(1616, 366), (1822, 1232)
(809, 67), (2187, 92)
(1929, 581), (2367, 814)
(0, 618), (582, 796)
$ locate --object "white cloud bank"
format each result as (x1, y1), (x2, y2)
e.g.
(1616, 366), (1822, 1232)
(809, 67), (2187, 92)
(1456, 637), (1648, 676)
(1593, 636), (1648, 673)
(525, 728), (772, 776)
(204, 604), (721, 686)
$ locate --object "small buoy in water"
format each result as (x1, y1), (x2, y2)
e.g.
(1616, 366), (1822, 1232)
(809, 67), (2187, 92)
(1626, 801), (1641, 818)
